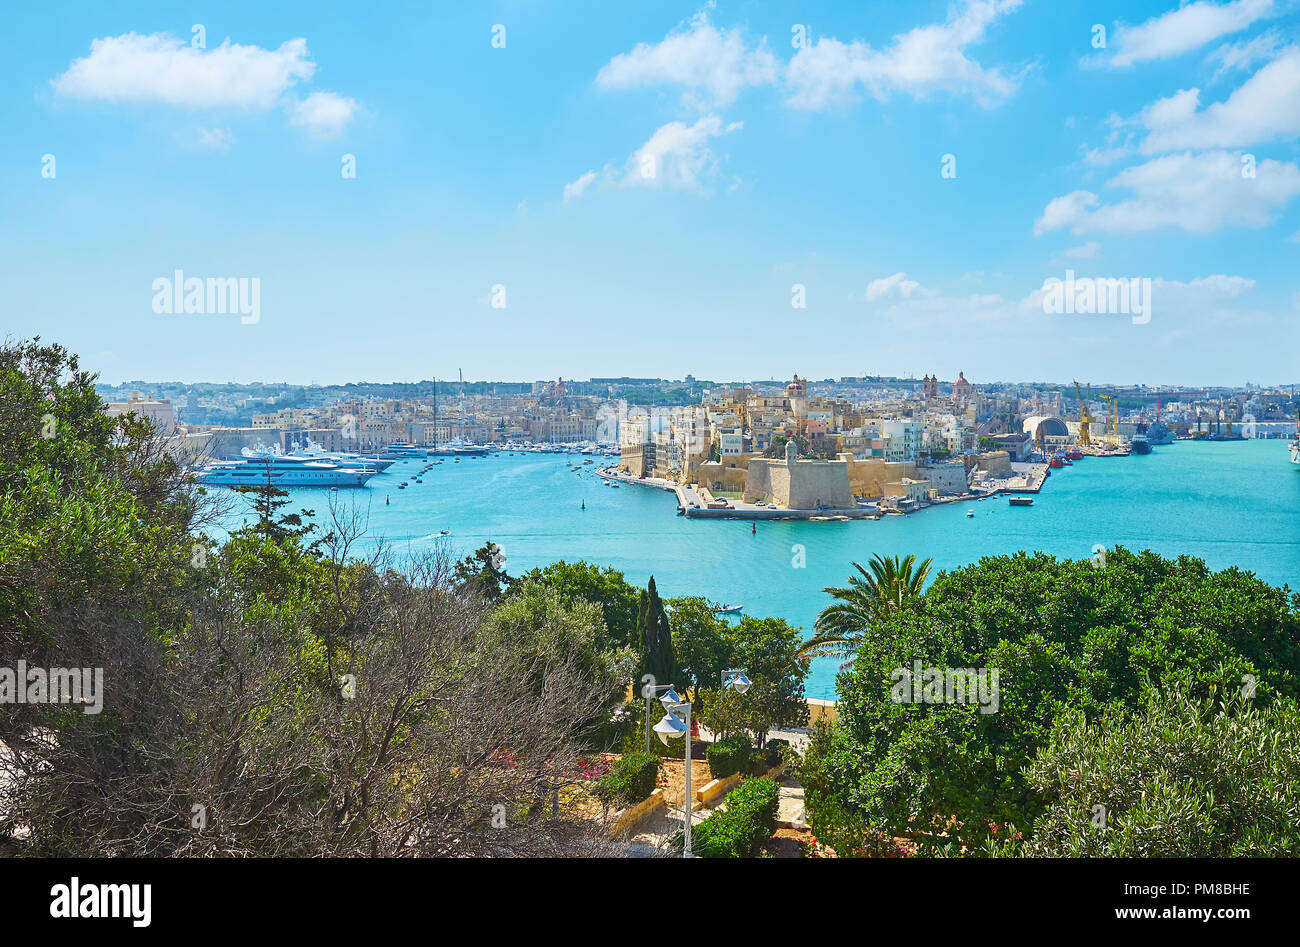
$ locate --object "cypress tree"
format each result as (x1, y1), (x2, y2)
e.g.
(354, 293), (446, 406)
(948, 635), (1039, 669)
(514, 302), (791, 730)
(639, 577), (676, 688)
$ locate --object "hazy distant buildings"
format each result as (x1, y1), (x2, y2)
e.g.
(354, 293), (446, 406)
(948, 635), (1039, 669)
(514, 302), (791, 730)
(104, 391), (175, 434)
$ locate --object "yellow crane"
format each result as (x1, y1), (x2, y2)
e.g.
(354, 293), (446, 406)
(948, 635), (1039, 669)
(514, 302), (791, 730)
(1073, 380), (1092, 448)
(1097, 388), (1121, 447)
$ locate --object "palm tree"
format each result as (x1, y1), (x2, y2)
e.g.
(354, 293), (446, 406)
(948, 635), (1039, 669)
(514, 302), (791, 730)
(797, 553), (934, 666)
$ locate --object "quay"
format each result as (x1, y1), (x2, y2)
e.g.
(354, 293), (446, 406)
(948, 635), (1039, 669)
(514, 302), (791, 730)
(598, 461), (1053, 521)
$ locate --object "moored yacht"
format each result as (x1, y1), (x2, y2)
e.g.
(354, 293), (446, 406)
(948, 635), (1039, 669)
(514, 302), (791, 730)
(196, 456), (376, 488)
(380, 443), (428, 460)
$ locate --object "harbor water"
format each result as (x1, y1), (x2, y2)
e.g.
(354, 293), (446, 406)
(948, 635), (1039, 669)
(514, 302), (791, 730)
(214, 439), (1300, 699)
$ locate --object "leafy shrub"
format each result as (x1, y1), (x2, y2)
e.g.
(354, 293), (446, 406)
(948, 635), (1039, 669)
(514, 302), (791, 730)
(594, 752), (660, 810)
(991, 691), (1300, 857)
(693, 777), (780, 857)
(706, 734), (752, 779)
(764, 739), (784, 768)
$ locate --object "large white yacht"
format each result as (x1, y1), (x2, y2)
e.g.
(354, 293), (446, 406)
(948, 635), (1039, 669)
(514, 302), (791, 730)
(1290, 433), (1300, 465)
(379, 443), (428, 459)
(258, 441), (396, 472)
(195, 456), (377, 488)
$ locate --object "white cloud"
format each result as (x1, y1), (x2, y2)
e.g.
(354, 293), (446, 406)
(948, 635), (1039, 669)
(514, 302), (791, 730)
(785, 0), (1025, 109)
(53, 33), (315, 108)
(1064, 241), (1101, 259)
(1084, 144), (1136, 166)
(287, 91), (358, 138)
(621, 114), (742, 192)
(196, 127), (235, 150)
(869, 286), (1014, 330)
(1035, 150), (1300, 234)
(866, 272), (936, 301)
(1035, 190), (1101, 235)
(1095, 0), (1275, 68)
(1208, 30), (1283, 78)
(596, 11), (779, 108)
(1138, 46), (1300, 152)
(563, 170), (598, 202)
(1160, 274), (1256, 298)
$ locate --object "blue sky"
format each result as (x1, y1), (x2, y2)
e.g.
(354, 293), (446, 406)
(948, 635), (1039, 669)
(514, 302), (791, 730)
(3, 0), (1299, 386)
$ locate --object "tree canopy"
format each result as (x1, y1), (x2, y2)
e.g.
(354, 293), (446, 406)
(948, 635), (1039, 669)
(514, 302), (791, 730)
(802, 548), (1300, 854)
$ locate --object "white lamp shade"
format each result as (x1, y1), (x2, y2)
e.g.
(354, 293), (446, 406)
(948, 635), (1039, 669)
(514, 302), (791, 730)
(726, 672), (752, 694)
(653, 712), (688, 742)
(658, 687), (682, 707)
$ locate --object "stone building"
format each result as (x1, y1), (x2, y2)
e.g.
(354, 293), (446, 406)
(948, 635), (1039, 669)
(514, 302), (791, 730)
(743, 440), (853, 510)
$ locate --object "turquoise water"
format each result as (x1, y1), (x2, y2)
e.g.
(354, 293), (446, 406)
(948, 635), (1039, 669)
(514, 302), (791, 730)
(216, 440), (1300, 699)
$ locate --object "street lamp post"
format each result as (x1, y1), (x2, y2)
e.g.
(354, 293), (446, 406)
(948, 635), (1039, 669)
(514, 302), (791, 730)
(653, 700), (695, 857)
(642, 682), (682, 754)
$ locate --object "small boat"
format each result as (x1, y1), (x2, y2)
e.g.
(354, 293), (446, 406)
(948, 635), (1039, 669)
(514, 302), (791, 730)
(967, 510), (974, 517)
(714, 604), (743, 615)
(1008, 496), (1033, 507)
(439, 529), (451, 535)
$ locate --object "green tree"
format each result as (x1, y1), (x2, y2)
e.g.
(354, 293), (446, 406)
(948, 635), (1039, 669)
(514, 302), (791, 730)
(483, 579), (635, 735)
(637, 576), (676, 688)
(803, 548), (1300, 854)
(232, 471), (320, 545)
(992, 691), (1300, 856)
(725, 615), (809, 745)
(667, 596), (730, 702)
(1, 340), (625, 857)
(453, 541), (512, 602)
(517, 560), (640, 650)
(798, 553), (934, 663)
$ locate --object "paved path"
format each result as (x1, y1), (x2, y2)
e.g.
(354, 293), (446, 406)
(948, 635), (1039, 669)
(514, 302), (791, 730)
(630, 802), (713, 850)
(777, 772), (806, 828)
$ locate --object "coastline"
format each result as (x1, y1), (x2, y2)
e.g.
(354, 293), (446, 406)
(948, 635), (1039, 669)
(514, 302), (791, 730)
(597, 461), (1054, 520)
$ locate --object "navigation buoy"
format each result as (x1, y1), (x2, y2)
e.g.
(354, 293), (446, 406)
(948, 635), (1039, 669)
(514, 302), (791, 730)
(385, 495), (390, 506)
(581, 500), (586, 510)
(751, 521), (757, 535)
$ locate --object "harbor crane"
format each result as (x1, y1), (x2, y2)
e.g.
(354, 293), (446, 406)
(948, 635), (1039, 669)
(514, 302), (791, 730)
(1073, 380), (1092, 448)
(1097, 388), (1122, 447)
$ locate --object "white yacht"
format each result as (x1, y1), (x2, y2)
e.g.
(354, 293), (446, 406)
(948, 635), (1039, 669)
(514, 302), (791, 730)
(379, 443), (428, 460)
(1290, 433), (1300, 465)
(246, 443), (395, 472)
(196, 456), (376, 488)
